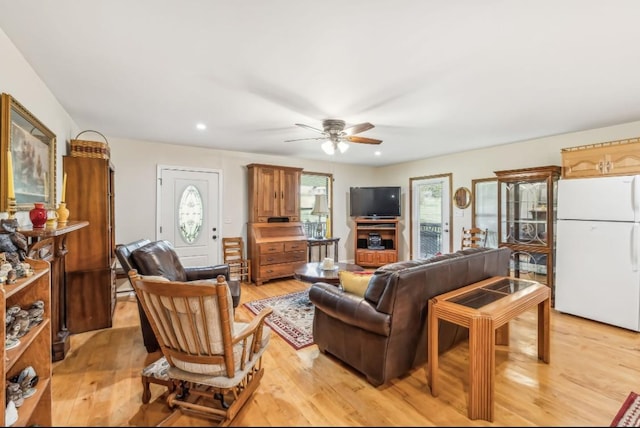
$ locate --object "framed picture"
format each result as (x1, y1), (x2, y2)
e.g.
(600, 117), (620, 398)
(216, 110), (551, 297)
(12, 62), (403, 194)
(1, 93), (56, 212)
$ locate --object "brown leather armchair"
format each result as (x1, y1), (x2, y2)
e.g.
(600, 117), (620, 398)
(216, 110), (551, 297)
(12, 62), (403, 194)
(115, 239), (241, 353)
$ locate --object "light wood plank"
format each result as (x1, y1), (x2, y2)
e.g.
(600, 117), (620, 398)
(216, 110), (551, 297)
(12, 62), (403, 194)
(52, 278), (640, 426)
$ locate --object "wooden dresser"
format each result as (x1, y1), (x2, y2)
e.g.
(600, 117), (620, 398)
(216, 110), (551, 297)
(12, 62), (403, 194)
(246, 163), (306, 285)
(247, 222), (307, 285)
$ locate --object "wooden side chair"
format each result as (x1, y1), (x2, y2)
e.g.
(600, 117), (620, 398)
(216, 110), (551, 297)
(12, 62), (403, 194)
(222, 237), (251, 283)
(461, 227), (488, 249)
(129, 272), (272, 426)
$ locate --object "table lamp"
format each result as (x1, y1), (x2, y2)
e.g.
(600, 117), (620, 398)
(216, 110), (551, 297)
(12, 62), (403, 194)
(310, 194), (329, 239)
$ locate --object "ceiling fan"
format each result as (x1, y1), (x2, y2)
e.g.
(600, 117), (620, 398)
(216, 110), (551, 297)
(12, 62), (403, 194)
(285, 119), (382, 155)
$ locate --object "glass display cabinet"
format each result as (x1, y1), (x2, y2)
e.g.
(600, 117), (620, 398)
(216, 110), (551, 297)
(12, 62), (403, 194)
(494, 166), (561, 306)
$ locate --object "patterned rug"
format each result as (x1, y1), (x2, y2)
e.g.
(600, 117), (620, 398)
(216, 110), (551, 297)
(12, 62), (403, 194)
(243, 290), (314, 350)
(611, 392), (640, 427)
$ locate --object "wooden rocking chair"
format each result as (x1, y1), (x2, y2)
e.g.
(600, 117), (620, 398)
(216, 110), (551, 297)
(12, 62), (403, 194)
(129, 272), (272, 426)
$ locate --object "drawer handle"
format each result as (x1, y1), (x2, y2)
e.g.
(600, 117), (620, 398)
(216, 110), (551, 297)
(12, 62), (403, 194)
(266, 270), (273, 273)
(266, 258), (275, 262)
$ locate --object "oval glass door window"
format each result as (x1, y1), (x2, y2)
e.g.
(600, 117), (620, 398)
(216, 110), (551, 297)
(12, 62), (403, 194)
(178, 184), (203, 243)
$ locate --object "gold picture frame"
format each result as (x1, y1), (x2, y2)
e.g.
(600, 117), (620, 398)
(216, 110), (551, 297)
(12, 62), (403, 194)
(1, 93), (56, 212)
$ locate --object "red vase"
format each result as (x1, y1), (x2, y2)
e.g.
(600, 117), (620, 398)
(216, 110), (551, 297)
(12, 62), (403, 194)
(29, 203), (47, 229)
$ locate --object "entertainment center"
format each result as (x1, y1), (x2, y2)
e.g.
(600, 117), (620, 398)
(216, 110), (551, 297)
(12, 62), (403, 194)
(350, 186), (401, 267)
(353, 217), (399, 267)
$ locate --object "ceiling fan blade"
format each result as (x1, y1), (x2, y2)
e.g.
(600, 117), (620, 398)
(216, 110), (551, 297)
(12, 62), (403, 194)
(343, 122), (374, 136)
(284, 137), (329, 142)
(346, 135), (382, 145)
(294, 123), (325, 134)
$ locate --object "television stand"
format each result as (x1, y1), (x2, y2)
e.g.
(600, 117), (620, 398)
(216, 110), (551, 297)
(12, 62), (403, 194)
(353, 217), (399, 267)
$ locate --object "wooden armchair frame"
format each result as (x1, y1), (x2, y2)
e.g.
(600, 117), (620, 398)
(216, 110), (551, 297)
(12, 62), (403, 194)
(129, 272), (272, 426)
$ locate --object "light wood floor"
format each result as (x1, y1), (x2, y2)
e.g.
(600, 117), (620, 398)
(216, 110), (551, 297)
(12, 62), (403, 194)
(51, 278), (640, 426)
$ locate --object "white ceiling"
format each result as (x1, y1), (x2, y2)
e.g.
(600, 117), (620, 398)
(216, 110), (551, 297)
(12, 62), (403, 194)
(2, 1), (640, 166)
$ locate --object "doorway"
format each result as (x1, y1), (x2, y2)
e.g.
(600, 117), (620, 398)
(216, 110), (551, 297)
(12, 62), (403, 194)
(157, 165), (222, 266)
(410, 173), (452, 259)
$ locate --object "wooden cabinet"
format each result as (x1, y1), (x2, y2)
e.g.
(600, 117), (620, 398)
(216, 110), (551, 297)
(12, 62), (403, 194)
(63, 156), (117, 333)
(353, 217), (399, 267)
(247, 163), (302, 222)
(1, 258), (52, 426)
(247, 222), (307, 285)
(494, 165), (561, 305)
(561, 138), (640, 179)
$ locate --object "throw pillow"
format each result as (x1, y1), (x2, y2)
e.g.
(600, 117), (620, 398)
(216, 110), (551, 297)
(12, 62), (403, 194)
(339, 270), (374, 297)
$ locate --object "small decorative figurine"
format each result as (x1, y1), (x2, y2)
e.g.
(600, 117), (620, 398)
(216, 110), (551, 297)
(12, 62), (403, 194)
(8, 310), (30, 338)
(6, 381), (23, 407)
(5, 269), (16, 284)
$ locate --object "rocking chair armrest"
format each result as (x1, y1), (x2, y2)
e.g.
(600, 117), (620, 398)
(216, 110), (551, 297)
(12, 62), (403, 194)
(233, 307), (273, 344)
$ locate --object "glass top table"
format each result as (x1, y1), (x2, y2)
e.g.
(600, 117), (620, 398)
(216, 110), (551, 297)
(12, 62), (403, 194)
(427, 276), (551, 422)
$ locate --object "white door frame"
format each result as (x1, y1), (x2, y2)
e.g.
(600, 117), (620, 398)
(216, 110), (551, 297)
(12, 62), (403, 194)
(409, 173), (453, 259)
(156, 164), (223, 265)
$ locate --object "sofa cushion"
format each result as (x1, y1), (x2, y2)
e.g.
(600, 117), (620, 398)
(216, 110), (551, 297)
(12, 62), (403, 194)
(339, 271), (374, 297)
(365, 250), (469, 304)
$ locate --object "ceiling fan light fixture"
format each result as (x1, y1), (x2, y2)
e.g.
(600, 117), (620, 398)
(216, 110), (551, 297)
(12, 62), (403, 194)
(321, 140), (336, 155)
(337, 141), (349, 153)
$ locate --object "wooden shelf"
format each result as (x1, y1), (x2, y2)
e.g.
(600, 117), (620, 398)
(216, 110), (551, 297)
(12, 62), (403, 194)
(1, 258), (52, 426)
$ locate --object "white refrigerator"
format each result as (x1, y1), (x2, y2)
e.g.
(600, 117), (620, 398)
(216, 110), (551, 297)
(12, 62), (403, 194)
(555, 174), (640, 332)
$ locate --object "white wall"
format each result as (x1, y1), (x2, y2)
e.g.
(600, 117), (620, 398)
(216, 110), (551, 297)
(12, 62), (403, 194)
(0, 27), (80, 226)
(377, 120), (640, 259)
(5, 25), (640, 264)
(109, 137), (375, 262)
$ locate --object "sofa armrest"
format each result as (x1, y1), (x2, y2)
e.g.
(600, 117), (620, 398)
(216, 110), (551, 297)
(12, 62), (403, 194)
(185, 264), (230, 281)
(309, 282), (390, 337)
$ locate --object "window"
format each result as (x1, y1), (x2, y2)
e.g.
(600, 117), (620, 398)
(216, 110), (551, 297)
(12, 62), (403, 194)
(472, 178), (498, 248)
(300, 172), (333, 238)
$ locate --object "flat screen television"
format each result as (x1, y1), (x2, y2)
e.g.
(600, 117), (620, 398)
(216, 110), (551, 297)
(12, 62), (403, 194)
(349, 186), (401, 218)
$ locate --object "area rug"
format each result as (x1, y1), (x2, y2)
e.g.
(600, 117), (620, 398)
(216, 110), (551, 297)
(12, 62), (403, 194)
(243, 290), (314, 350)
(611, 391), (640, 427)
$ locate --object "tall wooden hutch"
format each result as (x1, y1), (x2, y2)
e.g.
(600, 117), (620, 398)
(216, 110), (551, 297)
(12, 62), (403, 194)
(63, 155), (117, 333)
(246, 163), (307, 285)
(494, 165), (561, 305)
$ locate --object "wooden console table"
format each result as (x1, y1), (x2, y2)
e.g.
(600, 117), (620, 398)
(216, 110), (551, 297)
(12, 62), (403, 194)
(427, 276), (550, 421)
(19, 220), (89, 361)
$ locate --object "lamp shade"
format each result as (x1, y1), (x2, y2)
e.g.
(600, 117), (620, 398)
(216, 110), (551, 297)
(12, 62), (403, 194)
(321, 140), (335, 155)
(311, 194), (329, 216)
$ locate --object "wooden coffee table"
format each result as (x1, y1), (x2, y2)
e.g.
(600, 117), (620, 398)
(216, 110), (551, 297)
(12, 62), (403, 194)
(294, 262), (365, 285)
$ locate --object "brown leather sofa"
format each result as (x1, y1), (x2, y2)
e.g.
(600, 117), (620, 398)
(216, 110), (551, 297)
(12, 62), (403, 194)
(115, 239), (241, 353)
(308, 246), (511, 386)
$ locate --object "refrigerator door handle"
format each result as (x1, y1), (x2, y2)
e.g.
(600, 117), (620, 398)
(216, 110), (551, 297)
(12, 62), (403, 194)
(633, 223), (639, 272)
(634, 175), (640, 221)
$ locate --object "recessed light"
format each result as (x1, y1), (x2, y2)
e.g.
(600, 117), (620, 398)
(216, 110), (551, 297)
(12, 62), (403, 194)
(374, 151), (381, 156)
(196, 123), (207, 130)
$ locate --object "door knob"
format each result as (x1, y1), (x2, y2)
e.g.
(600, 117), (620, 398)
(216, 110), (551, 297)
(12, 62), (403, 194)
(212, 235), (218, 240)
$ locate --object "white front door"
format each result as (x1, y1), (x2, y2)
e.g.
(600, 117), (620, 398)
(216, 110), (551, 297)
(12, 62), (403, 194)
(410, 174), (452, 259)
(157, 165), (222, 267)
